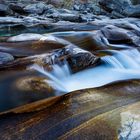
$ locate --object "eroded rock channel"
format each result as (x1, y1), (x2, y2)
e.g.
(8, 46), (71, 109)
(0, 0), (140, 140)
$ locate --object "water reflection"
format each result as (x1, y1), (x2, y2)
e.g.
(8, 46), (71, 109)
(0, 71), (55, 112)
(119, 109), (140, 140)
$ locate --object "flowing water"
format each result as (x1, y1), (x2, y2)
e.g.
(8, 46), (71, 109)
(31, 48), (140, 94)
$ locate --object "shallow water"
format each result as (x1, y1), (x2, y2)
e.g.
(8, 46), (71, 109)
(31, 48), (140, 93)
(0, 71), (56, 112)
(1, 31), (140, 113)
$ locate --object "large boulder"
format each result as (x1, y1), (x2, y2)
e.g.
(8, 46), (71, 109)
(7, 33), (45, 42)
(66, 47), (100, 72)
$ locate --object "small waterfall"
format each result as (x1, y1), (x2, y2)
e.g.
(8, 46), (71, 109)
(105, 49), (140, 69)
(30, 61), (71, 93)
(102, 56), (125, 69)
(31, 49), (140, 94)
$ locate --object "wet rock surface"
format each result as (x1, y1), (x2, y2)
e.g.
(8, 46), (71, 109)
(0, 81), (140, 139)
(0, 0), (139, 21)
(0, 70), (55, 113)
(0, 0), (140, 140)
(0, 52), (14, 65)
(0, 0), (140, 37)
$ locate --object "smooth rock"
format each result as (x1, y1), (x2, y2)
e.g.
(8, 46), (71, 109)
(0, 52), (14, 65)
(101, 25), (132, 42)
(57, 13), (81, 22)
(7, 33), (45, 42)
(0, 71), (55, 113)
(0, 80), (140, 139)
(66, 47), (101, 72)
(16, 76), (53, 93)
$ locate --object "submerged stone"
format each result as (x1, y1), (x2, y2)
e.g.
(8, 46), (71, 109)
(0, 52), (14, 65)
(16, 76), (53, 93)
(0, 71), (56, 113)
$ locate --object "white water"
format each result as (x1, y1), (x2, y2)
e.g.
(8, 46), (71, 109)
(31, 49), (140, 93)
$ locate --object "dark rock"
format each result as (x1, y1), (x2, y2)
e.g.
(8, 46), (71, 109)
(99, 0), (140, 18)
(16, 76), (53, 93)
(0, 0), (5, 4)
(101, 25), (132, 42)
(100, 24), (140, 47)
(0, 35), (68, 57)
(66, 47), (100, 72)
(41, 44), (101, 72)
(0, 4), (12, 16)
(9, 3), (27, 15)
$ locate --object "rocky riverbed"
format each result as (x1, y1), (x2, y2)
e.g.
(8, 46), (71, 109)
(0, 0), (140, 140)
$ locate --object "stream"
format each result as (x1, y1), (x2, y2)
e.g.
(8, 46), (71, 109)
(31, 48), (140, 93)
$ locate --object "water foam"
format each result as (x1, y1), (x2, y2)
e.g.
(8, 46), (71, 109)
(31, 49), (140, 93)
